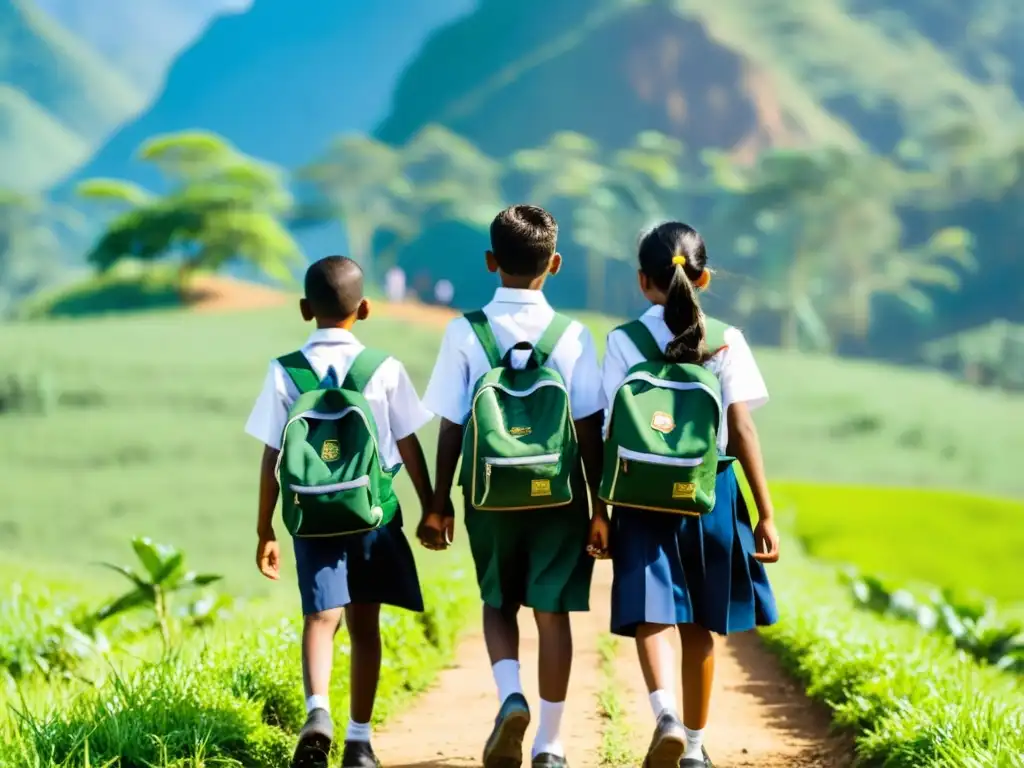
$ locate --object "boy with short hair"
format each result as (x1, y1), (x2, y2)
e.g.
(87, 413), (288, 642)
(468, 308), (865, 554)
(246, 255), (435, 768)
(419, 205), (606, 768)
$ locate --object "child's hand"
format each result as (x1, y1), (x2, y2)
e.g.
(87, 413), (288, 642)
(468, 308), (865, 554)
(586, 514), (610, 559)
(418, 512), (454, 551)
(256, 533), (281, 580)
(752, 518), (780, 563)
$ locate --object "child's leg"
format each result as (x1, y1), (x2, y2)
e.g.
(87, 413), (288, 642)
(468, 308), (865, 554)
(677, 623), (715, 762)
(530, 610), (573, 757)
(302, 608), (345, 707)
(636, 623), (679, 716)
(483, 602), (523, 703)
(344, 603), (382, 743)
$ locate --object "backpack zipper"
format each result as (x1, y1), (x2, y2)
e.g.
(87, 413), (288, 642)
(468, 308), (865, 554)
(617, 447), (704, 467)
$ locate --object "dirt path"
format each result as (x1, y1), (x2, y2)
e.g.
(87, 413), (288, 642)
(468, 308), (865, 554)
(375, 563), (850, 768)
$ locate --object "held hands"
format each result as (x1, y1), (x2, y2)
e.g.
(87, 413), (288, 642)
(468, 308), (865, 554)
(417, 496), (456, 551)
(752, 517), (780, 563)
(256, 531), (281, 580)
(586, 500), (610, 559)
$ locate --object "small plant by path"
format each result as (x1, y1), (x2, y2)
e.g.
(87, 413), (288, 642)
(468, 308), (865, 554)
(596, 633), (635, 767)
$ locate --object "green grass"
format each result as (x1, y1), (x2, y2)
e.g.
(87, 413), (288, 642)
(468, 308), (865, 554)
(596, 634), (635, 767)
(772, 483), (1024, 603)
(2, 304), (1022, 601)
(762, 549), (1024, 767)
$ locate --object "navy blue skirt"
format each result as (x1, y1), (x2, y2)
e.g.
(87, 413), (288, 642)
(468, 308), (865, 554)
(610, 466), (778, 637)
(292, 507), (424, 616)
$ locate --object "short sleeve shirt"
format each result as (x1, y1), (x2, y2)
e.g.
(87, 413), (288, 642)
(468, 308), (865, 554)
(244, 328), (433, 467)
(422, 287), (604, 425)
(601, 305), (768, 451)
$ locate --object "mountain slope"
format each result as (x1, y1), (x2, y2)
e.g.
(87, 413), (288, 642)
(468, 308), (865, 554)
(52, 0), (477, 195)
(0, 0), (143, 142)
(0, 85), (88, 191)
(32, 0), (251, 92)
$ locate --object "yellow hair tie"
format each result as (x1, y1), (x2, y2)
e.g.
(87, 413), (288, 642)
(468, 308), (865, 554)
(672, 254), (687, 266)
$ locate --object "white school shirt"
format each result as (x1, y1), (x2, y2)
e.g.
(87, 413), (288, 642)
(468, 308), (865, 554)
(422, 287), (604, 425)
(244, 328), (433, 467)
(601, 305), (769, 451)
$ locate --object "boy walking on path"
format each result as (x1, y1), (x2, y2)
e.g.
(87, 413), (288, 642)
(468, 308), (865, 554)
(245, 256), (435, 768)
(419, 205), (607, 768)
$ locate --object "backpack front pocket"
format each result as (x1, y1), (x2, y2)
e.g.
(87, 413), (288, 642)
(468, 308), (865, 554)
(605, 446), (714, 515)
(474, 453), (572, 510)
(286, 475), (384, 536)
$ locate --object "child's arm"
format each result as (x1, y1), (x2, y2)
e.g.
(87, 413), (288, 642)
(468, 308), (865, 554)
(419, 418), (462, 549)
(575, 411), (610, 558)
(727, 402), (780, 563)
(256, 445), (282, 580)
(397, 433), (433, 517)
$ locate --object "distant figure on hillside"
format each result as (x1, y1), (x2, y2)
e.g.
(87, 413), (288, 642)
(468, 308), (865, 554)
(433, 278), (454, 307)
(245, 255), (437, 768)
(384, 266), (406, 303)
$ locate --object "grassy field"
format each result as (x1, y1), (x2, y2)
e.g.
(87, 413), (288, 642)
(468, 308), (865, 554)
(2, 304), (1021, 602)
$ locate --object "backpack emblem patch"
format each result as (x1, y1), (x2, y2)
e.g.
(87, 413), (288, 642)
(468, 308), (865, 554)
(320, 439), (340, 462)
(672, 482), (696, 500)
(510, 426), (532, 437)
(651, 411), (675, 434)
(531, 479), (552, 497)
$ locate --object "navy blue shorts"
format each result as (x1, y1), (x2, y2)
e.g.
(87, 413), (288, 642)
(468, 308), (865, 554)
(292, 507), (424, 616)
(610, 466), (778, 637)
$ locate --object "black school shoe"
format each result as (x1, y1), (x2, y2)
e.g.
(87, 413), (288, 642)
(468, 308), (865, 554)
(680, 746), (714, 768)
(532, 753), (568, 768)
(292, 708), (333, 768)
(341, 740), (381, 768)
(482, 693), (531, 768)
(642, 710), (686, 768)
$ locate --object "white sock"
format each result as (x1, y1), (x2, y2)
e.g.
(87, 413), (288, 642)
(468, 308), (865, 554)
(531, 699), (565, 758)
(649, 689), (676, 719)
(346, 719), (372, 743)
(683, 726), (704, 761)
(492, 659), (523, 703)
(306, 694), (330, 715)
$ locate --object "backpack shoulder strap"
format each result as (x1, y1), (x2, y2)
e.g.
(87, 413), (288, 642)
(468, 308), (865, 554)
(533, 313), (573, 366)
(703, 316), (730, 356)
(619, 320), (664, 362)
(342, 349), (391, 392)
(464, 310), (501, 368)
(276, 351), (321, 394)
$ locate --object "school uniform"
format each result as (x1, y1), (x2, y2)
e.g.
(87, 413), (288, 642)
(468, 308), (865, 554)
(245, 327), (432, 616)
(423, 287), (603, 613)
(601, 306), (779, 636)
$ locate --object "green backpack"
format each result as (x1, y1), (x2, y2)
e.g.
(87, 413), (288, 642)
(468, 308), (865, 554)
(599, 318), (733, 516)
(459, 311), (578, 511)
(275, 349), (398, 537)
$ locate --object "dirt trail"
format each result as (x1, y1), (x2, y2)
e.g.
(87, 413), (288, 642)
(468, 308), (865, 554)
(375, 562), (850, 768)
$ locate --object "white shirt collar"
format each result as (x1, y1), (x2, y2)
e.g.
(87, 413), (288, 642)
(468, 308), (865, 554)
(490, 287), (550, 306)
(642, 304), (665, 320)
(306, 327), (359, 345)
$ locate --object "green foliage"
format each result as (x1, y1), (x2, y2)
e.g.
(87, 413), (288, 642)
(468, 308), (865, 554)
(77, 131), (303, 287)
(763, 549), (1024, 766)
(771, 482), (1024, 602)
(0, 564), (476, 767)
(843, 572), (1024, 674)
(94, 538), (223, 651)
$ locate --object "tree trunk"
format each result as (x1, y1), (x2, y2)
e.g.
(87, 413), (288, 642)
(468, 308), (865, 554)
(587, 250), (605, 312)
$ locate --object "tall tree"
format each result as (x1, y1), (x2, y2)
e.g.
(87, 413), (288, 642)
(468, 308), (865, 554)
(296, 134), (416, 279)
(78, 131), (302, 292)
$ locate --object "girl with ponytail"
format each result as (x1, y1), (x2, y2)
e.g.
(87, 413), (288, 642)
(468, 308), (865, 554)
(589, 222), (780, 768)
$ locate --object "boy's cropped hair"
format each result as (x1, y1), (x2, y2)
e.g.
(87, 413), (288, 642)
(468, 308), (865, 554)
(304, 255), (364, 317)
(489, 204), (558, 277)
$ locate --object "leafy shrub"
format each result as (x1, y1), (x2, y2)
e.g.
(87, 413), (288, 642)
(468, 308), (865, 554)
(845, 572), (1024, 674)
(763, 553), (1024, 766)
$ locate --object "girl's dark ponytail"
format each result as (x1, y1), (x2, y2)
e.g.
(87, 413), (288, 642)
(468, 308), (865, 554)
(663, 258), (706, 363)
(637, 222), (709, 364)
